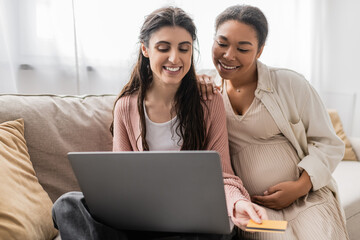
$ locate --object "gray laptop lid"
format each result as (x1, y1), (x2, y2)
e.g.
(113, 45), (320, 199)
(68, 151), (233, 234)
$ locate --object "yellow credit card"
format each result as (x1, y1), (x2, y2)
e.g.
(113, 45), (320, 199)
(246, 219), (288, 233)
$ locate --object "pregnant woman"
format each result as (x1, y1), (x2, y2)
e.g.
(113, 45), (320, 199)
(199, 4), (349, 240)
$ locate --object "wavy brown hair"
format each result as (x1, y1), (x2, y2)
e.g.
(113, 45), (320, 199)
(110, 7), (206, 151)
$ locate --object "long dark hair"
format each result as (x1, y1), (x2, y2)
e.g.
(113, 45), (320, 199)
(110, 7), (206, 151)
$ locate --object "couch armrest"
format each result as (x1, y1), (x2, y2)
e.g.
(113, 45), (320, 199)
(349, 136), (360, 160)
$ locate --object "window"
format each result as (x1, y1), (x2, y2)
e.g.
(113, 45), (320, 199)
(0, 0), (312, 94)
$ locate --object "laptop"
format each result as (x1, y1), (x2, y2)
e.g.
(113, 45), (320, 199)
(68, 151), (234, 234)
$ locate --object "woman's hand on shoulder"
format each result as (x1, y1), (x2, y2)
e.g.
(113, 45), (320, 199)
(233, 200), (268, 231)
(197, 74), (220, 101)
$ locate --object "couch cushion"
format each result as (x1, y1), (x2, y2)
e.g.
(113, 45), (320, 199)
(333, 161), (360, 240)
(328, 109), (358, 161)
(0, 94), (116, 202)
(0, 119), (58, 240)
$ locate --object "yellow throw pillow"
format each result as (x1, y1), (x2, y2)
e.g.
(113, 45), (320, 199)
(327, 109), (358, 161)
(0, 119), (58, 240)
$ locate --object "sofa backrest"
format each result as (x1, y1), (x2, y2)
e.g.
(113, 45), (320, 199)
(0, 94), (116, 202)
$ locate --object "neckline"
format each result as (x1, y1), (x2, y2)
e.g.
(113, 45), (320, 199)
(143, 101), (177, 126)
(223, 81), (257, 119)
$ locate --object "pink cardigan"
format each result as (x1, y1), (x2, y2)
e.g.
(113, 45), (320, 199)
(113, 92), (250, 221)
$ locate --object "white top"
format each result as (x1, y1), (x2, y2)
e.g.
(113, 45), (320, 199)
(144, 104), (182, 151)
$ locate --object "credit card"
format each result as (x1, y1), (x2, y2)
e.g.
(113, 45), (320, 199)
(246, 219), (288, 233)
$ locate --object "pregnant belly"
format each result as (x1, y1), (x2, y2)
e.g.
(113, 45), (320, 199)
(231, 142), (301, 196)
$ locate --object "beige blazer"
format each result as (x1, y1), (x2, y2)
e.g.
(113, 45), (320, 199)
(255, 60), (345, 197)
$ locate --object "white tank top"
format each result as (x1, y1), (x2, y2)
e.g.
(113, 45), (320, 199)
(144, 104), (182, 151)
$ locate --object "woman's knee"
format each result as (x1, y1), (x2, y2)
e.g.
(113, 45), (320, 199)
(52, 191), (84, 220)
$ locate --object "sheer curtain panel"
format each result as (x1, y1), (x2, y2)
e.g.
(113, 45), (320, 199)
(0, 0), (315, 95)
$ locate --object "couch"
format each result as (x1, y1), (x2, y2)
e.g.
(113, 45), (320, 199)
(333, 139), (360, 240)
(0, 94), (359, 240)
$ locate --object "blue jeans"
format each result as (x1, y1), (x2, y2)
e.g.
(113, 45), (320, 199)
(52, 191), (238, 240)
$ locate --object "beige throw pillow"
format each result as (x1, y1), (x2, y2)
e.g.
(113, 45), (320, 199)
(328, 109), (358, 161)
(0, 119), (58, 240)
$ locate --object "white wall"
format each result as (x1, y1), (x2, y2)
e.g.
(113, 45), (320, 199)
(318, 0), (360, 137)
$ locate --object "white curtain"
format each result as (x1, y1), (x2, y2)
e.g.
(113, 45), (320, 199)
(0, 0), (18, 93)
(310, 0), (360, 137)
(1, 0), (359, 136)
(0, 0), (78, 94)
(0, 0), (314, 95)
